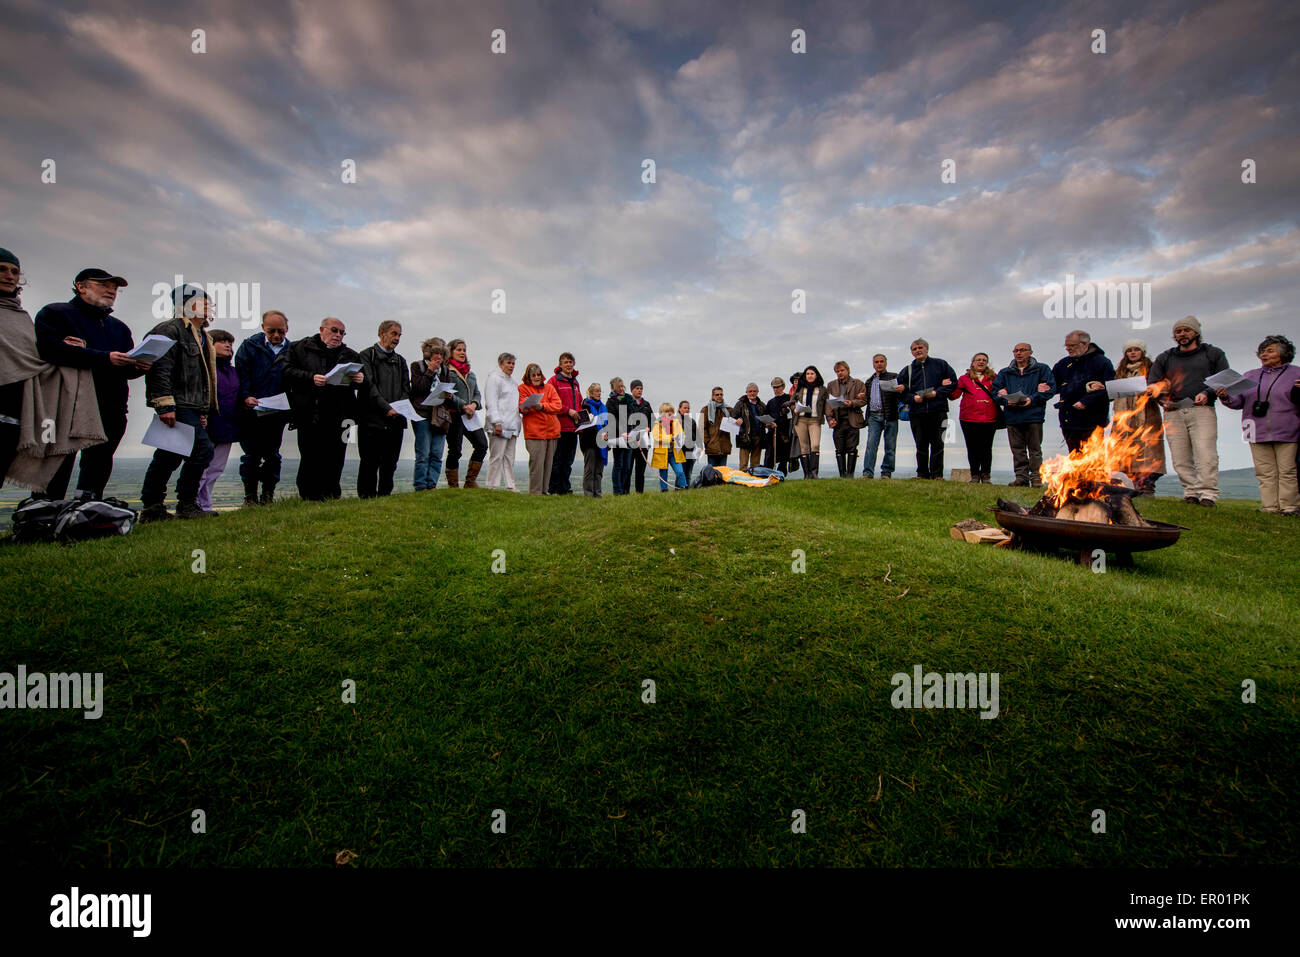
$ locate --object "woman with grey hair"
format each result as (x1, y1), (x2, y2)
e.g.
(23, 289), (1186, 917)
(1216, 334), (1300, 515)
(483, 351), (520, 491)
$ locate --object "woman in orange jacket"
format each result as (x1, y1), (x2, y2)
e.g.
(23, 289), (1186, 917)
(518, 362), (563, 495)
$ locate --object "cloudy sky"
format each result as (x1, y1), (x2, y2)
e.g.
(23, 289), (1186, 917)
(3, 0), (1297, 469)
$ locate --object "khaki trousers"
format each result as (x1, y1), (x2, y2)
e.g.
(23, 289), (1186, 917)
(525, 437), (556, 495)
(1164, 405), (1219, 500)
(1250, 441), (1300, 513)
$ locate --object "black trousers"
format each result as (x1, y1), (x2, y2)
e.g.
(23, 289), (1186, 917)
(44, 406), (128, 500)
(239, 410), (289, 489)
(909, 411), (946, 479)
(0, 381), (22, 489)
(357, 424), (405, 497)
(960, 421), (997, 475)
(445, 414), (487, 471)
(763, 429), (793, 472)
(832, 421), (861, 454)
(549, 431), (578, 494)
(296, 419), (348, 500)
(1063, 429), (1093, 453)
(631, 449), (647, 493)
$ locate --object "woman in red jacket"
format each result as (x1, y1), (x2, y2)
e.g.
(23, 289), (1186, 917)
(950, 352), (999, 483)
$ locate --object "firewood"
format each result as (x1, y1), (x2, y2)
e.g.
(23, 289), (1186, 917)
(996, 498), (1029, 514)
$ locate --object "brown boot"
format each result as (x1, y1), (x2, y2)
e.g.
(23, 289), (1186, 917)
(464, 460), (483, 488)
(445, 469), (459, 488)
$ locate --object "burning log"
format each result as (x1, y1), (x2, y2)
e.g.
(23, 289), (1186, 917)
(1026, 479), (1152, 527)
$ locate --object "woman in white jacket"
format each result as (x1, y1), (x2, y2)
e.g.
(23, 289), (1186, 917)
(483, 352), (521, 490)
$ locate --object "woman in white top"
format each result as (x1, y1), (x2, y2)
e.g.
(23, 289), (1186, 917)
(483, 352), (521, 490)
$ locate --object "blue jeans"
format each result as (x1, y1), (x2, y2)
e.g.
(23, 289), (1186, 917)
(611, 447), (632, 495)
(141, 407), (215, 506)
(659, 461), (687, 490)
(412, 420), (446, 489)
(863, 412), (897, 477)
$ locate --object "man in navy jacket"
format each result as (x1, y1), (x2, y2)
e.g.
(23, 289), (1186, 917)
(234, 310), (291, 504)
(1052, 330), (1114, 452)
(993, 343), (1057, 486)
(894, 338), (957, 479)
(34, 268), (151, 499)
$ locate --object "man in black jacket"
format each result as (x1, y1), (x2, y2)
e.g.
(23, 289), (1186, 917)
(604, 377), (634, 495)
(357, 320), (410, 498)
(895, 339), (957, 479)
(283, 317), (366, 500)
(139, 285), (218, 521)
(34, 267), (151, 500)
(862, 354), (899, 478)
(1052, 329), (1114, 452)
(763, 377), (795, 473)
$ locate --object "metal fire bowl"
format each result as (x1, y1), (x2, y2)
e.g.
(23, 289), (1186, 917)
(988, 509), (1188, 552)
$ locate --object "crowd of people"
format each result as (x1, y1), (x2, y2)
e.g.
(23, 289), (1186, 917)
(2, 251), (1299, 519)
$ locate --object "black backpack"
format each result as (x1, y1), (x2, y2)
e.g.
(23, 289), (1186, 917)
(10, 496), (136, 544)
(690, 465), (724, 489)
(54, 497), (137, 543)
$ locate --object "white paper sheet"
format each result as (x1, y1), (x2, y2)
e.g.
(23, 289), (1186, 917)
(521, 393), (543, 409)
(125, 334), (175, 362)
(324, 362), (363, 386)
(718, 417), (741, 435)
(1204, 369), (1255, 397)
(1105, 377), (1147, 399)
(827, 394), (847, 408)
(387, 399), (423, 422)
(462, 410), (485, 431)
(253, 392), (291, 411)
(142, 416), (196, 457)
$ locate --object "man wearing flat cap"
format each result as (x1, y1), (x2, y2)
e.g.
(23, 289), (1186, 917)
(34, 267), (152, 500)
(138, 284), (218, 520)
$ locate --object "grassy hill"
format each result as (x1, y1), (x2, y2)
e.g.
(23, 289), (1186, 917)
(1, 480), (1296, 866)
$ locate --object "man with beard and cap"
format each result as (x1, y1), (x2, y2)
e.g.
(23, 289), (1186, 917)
(1, 250), (106, 491)
(283, 317), (366, 500)
(139, 284), (219, 521)
(1149, 315), (1230, 506)
(33, 266), (152, 500)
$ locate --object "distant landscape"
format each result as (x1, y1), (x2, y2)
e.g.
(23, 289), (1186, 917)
(0, 460), (1269, 515)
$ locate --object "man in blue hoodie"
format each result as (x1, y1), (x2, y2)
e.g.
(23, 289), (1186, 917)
(34, 268), (152, 500)
(234, 310), (291, 504)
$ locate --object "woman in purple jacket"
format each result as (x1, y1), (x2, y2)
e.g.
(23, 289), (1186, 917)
(1217, 335), (1300, 515)
(197, 330), (242, 513)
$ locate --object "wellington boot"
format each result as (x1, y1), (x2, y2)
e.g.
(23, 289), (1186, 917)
(846, 452), (857, 477)
(464, 460), (483, 489)
(835, 452), (847, 478)
(445, 469), (460, 488)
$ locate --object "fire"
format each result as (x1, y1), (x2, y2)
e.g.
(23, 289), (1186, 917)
(1040, 384), (1167, 510)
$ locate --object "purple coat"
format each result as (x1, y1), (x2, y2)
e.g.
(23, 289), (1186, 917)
(208, 357), (242, 443)
(1222, 363), (1300, 444)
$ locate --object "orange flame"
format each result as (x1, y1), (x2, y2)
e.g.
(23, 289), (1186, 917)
(1040, 382), (1168, 509)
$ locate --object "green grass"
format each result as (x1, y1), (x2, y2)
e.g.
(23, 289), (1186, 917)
(1, 480), (1297, 866)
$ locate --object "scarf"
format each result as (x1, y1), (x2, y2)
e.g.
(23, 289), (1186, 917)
(1116, 357), (1149, 379)
(449, 358), (470, 377)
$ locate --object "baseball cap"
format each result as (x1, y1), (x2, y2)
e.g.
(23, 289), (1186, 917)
(74, 267), (128, 287)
